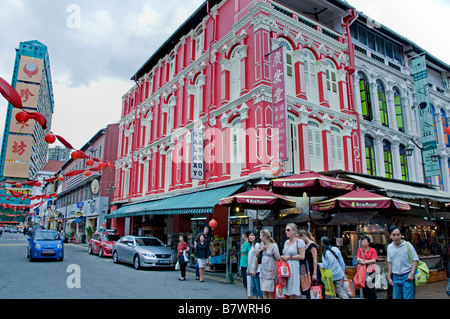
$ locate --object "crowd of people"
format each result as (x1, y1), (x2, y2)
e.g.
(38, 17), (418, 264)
(175, 224), (422, 300)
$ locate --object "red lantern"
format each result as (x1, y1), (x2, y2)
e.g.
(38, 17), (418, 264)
(71, 150), (82, 160)
(44, 134), (56, 144)
(15, 183), (22, 188)
(86, 158), (94, 166)
(58, 176), (64, 182)
(445, 127), (450, 135)
(15, 111), (29, 124)
(85, 171), (92, 177)
(98, 162), (107, 169)
(35, 181), (42, 187)
(107, 161), (114, 168)
(208, 219), (218, 230)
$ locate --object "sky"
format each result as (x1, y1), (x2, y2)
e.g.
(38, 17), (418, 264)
(0, 0), (449, 151)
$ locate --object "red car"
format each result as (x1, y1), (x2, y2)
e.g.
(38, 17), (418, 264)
(88, 230), (121, 257)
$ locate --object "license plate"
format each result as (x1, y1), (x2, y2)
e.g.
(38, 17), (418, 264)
(159, 260), (170, 264)
(43, 250), (54, 254)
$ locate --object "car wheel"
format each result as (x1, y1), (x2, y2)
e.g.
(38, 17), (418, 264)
(58, 256), (64, 262)
(98, 247), (103, 258)
(134, 255), (141, 270)
(112, 250), (119, 263)
(27, 249), (34, 262)
(88, 245), (93, 254)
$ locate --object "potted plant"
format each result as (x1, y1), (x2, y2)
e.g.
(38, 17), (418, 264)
(69, 230), (75, 242)
(86, 226), (95, 242)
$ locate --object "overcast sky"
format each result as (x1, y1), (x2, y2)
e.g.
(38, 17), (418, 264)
(0, 0), (449, 151)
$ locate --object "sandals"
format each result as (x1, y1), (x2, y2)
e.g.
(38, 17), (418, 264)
(178, 278), (186, 281)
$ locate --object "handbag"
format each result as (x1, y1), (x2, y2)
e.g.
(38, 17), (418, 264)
(310, 280), (323, 299)
(406, 242), (429, 286)
(353, 264), (366, 289)
(300, 260), (311, 292)
(175, 261), (180, 270)
(274, 284), (286, 299)
(183, 251), (189, 263)
(319, 268), (335, 297)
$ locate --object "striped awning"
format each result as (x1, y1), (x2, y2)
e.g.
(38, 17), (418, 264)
(106, 183), (244, 219)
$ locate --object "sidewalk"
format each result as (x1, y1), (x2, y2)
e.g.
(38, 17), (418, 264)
(188, 267), (449, 299)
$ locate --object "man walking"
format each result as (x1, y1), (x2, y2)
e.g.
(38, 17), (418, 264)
(387, 225), (419, 299)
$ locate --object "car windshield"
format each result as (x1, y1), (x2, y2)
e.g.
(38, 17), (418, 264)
(135, 238), (163, 247)
(35, 231), (61, 241)
(102, 234), (120, 241)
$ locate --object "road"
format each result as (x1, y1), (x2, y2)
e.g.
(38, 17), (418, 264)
(0, 232), (246, 300)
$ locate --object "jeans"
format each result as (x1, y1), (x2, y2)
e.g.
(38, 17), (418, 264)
(250, 273), (263, 298)
(393, 273), (415, 299)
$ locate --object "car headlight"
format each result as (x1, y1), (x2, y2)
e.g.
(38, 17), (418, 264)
(35, 243), (41, 249)
(57, 244), (63, 249)
(105, 244), (112, 248)
(141, 252), (156, 258)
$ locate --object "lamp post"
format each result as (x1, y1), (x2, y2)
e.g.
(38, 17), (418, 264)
(404, 138), (439, 182)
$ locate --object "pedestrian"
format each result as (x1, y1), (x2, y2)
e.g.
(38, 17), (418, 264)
(357, 235), (378, 299)
(297, 228), (324, 299)
(177, 234), (189, 281)
(194, 234), (211, 282)
(239, 231), (251, 297)
(319, 236), (349, 299)
(387, 225), (418, 299)
(247, 229), (263, 299)
(194, 225), (211, 280)
(258, 229), (280, 299)
(280, 223), (305, 299)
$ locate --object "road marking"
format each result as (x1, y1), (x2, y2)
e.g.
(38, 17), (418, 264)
(0, 244), (27, 246)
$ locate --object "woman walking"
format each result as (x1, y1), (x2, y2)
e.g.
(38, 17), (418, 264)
(319, 236), (349, 299)
(177, 234), (189, 281)
(258, 229), (280, 299)
(239, 231), (251, 297)
(297, 229), (324, 299)
(194, 234), (211, 282)
(281, 223), (305, 299)
(247, 229), (263, 299)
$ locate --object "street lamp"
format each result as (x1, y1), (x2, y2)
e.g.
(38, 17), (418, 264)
(404, 139), (439, 182)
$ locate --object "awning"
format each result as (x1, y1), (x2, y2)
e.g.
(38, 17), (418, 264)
(344, 174), (450, 203)
(73, 217), (85, 223)
(106, 183), (244, 219)
(393, 216), (437, 227)
(327, 211), (378, 225)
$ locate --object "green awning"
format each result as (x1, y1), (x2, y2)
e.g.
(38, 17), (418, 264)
(106, 183), (244, 219)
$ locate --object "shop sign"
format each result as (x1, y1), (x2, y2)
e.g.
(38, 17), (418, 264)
(191, 128), (203, 179)
(412, 55), (439, 177)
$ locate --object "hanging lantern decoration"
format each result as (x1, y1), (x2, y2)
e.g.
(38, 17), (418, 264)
(44, 134), (56, 144)
(86, 158), (94, 166)
(15, 111), (30, 132)
(0, 76), (23, 108)
(445, 126), (450, 135)
(85, 171), (92, 177)
(35, 181), (42, 187)
(15, 183), (22, 188)
(208, 219), (218, 230)
(58, 176), (64, 182)
(71, 150), (82, 160)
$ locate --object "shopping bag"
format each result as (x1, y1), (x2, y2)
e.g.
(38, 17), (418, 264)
(406, 243), (429, 286)
(175, 261), (180, 270)
(310, 281), (323, 299)
(277, 260), (291, 278)
(380, 272), (388, 290)
(300, 260), (311, 292)
(183, 251), (189, 263)
(274, 284), (286, 299)
(343, 279), (356, 298)
(319, 268), (335, 297)
(353, 264), (366, 289)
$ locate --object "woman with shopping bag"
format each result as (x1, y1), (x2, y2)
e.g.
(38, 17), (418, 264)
(258, 229), (281, 299)
(280, 223), (305, 299)
(177, 234), (190, 281)
(319, 236), (349, 299)
(356, 236), (378, 299)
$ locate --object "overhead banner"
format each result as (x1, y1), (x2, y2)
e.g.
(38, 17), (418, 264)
(191, 129), (204, 180)
(270, 46), (288, 162)
(411, 56), (440, 177)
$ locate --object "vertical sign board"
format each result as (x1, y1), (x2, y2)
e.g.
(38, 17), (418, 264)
(270, 46), (288, 162)
(411, 56), (440, 177)
(191, 129), (204, 179)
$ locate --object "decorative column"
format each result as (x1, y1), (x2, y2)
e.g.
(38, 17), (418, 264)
(316, 59), (330, 108)
(321, 117), (332, 171)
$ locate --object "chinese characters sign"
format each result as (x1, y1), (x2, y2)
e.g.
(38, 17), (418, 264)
(270, 46), (288, 162)
(191, 129), (204, 179)
(412, 56), (439, 177)
(4, 135), (33, 178)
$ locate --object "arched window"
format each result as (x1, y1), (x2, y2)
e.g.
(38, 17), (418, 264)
(358, 72), (372, 121)
(230, 117), (242, 178)
(393, 87), (404, 131)
(399, 144), (409, 181)
(273, 39), (295, 96)
(441, 108), (449, 146)
(195, 28), (203, 60)
(365, 135), (376, 176)
(304, 49), (319, 104)
(330, 125), (344, 170)
(230, 46), (241, 100)
(308, 119), (323, 171)
(283, 114), (299, 174)
(325, 59), (339, 111)
(377, 80), (389, 127)
(383, 140), (393, 178)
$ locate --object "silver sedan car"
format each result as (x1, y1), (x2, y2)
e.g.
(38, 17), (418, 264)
(112, 236), (175, 269)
